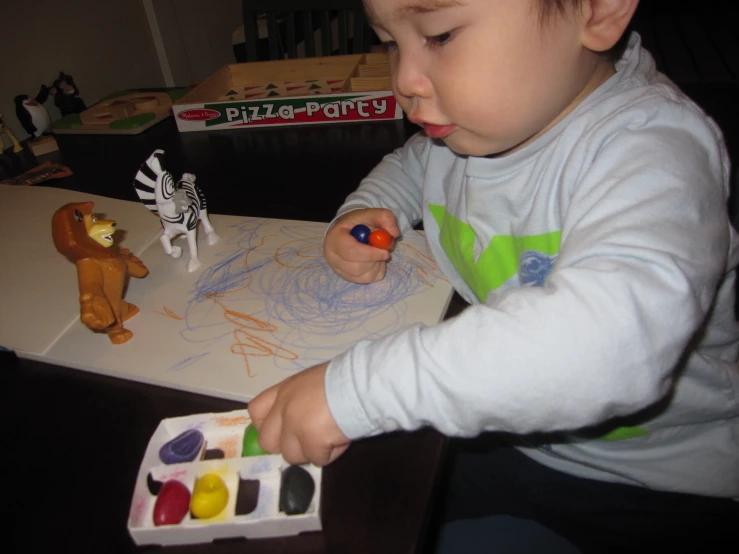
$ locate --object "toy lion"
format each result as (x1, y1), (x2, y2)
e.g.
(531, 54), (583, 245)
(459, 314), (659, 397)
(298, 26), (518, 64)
(52, 202), (148, 344)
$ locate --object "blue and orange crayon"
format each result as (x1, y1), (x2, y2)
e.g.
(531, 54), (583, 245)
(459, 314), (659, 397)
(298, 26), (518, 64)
(351, 224), (394, 250)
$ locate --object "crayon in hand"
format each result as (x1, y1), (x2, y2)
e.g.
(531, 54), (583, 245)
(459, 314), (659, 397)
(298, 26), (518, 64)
(350, 224), (371, 244)
(351, 224), (394, 250)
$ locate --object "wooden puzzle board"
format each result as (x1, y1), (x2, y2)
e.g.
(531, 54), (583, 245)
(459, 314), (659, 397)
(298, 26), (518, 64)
(53, 92), (174, 135)
(3, 185), (453, 402)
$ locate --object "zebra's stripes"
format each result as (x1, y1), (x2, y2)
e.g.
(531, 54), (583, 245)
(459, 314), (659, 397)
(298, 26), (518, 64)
(133, 154), (162, 213)
(131, 149), (220, 272)
(132, 150), (203, 233)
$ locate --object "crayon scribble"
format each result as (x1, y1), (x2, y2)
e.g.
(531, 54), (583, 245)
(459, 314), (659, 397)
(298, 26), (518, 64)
(167, 352), (211, 373)
(153, 306), (183, 320)
(161, 219), (443, 377)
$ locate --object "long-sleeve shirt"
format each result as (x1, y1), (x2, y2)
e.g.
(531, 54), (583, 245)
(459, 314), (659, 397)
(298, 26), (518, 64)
(325, 33), (739, 499)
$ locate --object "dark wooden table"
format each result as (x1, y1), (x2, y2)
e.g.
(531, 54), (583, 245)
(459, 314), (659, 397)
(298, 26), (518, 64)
(5, 116), (457, 554)
(47, 116), (415, 222)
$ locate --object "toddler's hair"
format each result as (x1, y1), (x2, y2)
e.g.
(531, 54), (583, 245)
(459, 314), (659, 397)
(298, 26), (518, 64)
(537, 0), (631, 61)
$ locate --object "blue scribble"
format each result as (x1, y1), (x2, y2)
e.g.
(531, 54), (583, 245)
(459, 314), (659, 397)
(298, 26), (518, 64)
(170, 220), (440, 374)
(242, 456), (273, 476)
(166, 351), (211, 373)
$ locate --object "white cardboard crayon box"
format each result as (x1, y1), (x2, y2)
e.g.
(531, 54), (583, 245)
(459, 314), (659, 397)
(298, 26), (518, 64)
(127, 409), (322, 546)
(172, 52), (401, 131)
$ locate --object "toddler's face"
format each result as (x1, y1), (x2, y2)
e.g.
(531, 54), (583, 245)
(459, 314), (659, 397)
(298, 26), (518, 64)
(365, 0), (613, 156)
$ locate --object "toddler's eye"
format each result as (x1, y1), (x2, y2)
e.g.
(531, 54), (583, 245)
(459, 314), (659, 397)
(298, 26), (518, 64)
(426, 30), (454, 47)
(382, 40), (398, 52)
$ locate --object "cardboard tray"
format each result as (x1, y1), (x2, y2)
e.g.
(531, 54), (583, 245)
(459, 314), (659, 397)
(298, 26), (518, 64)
(128, 409), (322, 546)
(173, 53), (402, 131)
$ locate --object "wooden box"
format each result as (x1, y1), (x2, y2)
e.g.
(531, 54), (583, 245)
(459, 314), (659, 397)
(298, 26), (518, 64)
(173, 53), (401, 132)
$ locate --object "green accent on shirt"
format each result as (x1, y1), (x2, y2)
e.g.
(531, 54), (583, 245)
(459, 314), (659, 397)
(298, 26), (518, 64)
(429, 204), (561, 302)
(599, 425), (650, 441)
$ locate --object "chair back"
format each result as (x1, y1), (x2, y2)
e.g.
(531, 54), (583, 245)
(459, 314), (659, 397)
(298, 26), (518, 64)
(241, 1), (372, 61)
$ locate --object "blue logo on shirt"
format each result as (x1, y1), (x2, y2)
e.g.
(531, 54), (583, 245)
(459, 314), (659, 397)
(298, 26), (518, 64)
(520, 250), (557, 287)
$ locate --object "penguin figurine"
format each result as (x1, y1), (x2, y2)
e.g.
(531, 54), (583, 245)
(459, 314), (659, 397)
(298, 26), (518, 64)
(14, 85), (51, 138)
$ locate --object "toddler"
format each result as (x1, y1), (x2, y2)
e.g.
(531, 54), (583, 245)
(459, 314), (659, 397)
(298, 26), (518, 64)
(249, 0), (739, 550)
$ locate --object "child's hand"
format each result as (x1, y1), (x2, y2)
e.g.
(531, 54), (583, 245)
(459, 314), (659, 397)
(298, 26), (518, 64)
(247, 362), (351, 466)
(324, 208), (400, 284)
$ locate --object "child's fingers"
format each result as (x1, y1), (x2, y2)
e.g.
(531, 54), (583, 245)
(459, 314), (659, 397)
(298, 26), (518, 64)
(247, 385), (278, 431)
(371, 210), (400, 237)
(279, 433), (311, 466)
(336, 208), (399, 237)
(253, 403), (283, 454)
(354, 209), (399, 238)
(324, 234), (389, 268)
(325, 243), (388, 282)
(296, 437), (350, 467)
(341, 237), (391, 262)
(272, 425), (345, 466)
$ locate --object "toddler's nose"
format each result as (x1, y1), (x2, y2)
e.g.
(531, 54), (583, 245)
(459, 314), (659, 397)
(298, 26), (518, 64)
(394, 51), (432, 100)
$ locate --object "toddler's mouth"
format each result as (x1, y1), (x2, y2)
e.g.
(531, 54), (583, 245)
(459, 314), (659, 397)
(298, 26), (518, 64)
(423, 123), (456, 139)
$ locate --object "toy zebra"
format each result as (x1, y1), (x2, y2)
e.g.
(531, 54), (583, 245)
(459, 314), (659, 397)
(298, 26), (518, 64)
(133, 149), (219, 272)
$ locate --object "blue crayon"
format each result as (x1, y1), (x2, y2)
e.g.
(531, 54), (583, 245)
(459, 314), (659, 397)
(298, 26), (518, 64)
(350, 224), (371, 244)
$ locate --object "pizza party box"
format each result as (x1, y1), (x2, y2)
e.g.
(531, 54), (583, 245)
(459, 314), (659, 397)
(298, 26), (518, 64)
(172, 52), (402, 131)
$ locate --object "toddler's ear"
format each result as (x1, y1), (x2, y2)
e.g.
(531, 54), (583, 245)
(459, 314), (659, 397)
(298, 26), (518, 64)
(580, 0), (639, 53)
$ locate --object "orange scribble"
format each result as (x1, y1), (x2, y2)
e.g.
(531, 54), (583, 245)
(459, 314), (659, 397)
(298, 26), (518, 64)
(273, 237), (325, 268)
(153, 306), (183, 319)
(214, 434), (241, 458)
(396, 236), (442, 287)
(193, 241), (300, 378)
(206, 297), (299, 378)
(213, 415), (249, 427)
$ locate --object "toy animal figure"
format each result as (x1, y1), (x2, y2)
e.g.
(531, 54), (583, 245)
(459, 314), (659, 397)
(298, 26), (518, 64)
(14, 85), (51, 138)
(52, 202), (149, 344)
(133, 149), (219, 272)
(49, 71), (86, 116)
(0, 112), (23, 153)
